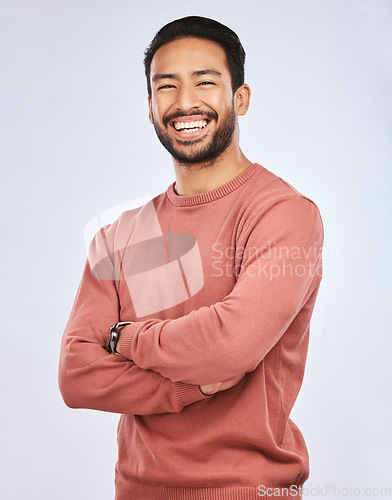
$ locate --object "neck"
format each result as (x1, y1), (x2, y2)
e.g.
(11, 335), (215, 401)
(173, 143), (252, 196)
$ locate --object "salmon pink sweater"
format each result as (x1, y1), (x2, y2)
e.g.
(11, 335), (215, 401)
(58, 163), (323, 500)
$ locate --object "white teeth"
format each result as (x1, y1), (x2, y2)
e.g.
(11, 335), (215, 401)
(173, 119), (208, 132)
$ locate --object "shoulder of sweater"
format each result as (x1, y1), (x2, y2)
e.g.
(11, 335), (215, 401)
(241, 165), (322, 220)
(87, 192), (167, 260)
(232, 167), (324, 254)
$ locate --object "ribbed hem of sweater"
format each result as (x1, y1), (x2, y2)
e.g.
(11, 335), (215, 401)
(115, 480), (302, 499)
(166, 162), (262, 207)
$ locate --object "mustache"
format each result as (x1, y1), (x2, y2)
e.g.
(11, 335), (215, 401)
(163, 110), (218, 127)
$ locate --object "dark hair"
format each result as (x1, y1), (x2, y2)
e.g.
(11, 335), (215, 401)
(144, 16), (246, 96)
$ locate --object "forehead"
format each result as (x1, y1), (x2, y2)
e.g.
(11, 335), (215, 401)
(150, 37), (229, 78)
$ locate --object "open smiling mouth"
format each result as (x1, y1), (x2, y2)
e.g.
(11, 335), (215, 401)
(172, 119), (209, 134)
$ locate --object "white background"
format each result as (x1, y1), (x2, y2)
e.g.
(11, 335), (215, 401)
(1, 1), (391, 499)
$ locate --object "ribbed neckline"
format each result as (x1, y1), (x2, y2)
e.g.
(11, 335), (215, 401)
(166, 163), (261, 207)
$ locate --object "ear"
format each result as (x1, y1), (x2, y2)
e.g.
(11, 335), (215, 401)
(234, 84), (251, 117)
(148, 96), (153, 124)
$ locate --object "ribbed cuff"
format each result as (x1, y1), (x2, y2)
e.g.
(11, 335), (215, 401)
(117, 322), (138, 360)
(173, 381), (211, 407)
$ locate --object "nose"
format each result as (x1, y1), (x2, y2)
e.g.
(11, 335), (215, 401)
(174, 84), (202, 112)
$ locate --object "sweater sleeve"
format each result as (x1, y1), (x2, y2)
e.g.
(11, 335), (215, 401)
(117, 195), (324, 385)
(58, 229), (209, 415)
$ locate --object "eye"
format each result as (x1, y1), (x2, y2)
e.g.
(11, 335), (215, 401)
(157, 84), (176, 90)
(197, 81), (215, 86)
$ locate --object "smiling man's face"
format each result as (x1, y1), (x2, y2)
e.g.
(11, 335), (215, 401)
(148, 37), (238, 166)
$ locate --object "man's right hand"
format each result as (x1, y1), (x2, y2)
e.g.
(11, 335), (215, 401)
(199, 373), (246, 396)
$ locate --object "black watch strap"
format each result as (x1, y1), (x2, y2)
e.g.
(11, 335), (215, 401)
(106, 321), (133, 355)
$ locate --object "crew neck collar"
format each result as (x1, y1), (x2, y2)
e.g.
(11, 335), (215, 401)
(166, 163), (261, 207)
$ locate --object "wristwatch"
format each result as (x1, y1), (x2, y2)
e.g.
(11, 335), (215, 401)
(106, 322), (133, 355)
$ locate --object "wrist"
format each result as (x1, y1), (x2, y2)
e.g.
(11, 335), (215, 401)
(106, 322), (133, 356)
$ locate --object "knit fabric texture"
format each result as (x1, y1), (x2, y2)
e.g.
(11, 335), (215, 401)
(59, 163), (324, 499)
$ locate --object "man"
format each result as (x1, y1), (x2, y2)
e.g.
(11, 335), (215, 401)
(59, 16), (323, 500)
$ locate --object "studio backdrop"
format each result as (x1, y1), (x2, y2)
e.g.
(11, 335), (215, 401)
(0, 1), (391, 499)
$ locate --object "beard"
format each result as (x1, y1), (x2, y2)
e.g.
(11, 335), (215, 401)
(152, 103), (236, 166)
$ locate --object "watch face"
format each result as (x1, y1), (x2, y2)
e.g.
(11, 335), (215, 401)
(110, 326), (118, 353)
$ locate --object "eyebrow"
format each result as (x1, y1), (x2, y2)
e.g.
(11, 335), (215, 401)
(152, 69), (223, 83)
(192, 69), (223, 78)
